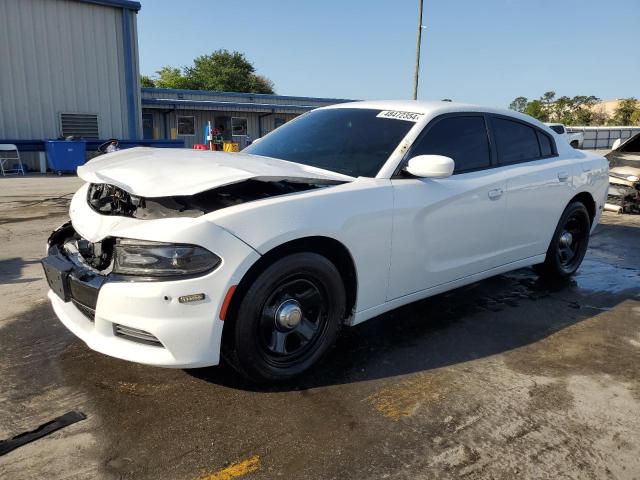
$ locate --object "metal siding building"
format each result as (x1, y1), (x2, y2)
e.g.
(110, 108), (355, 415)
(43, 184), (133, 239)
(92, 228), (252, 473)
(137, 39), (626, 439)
(0, 0), (141, 154)
(567, 126), (640, 150)
(141, 88), (353, 149)
(1, 0), (351, 169)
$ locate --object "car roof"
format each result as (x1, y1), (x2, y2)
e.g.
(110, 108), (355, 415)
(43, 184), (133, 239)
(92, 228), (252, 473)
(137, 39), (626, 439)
(322, 100), (547, 127)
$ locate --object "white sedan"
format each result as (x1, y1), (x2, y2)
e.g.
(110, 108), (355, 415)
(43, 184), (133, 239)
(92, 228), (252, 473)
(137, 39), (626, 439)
(42, 101), (609, 382)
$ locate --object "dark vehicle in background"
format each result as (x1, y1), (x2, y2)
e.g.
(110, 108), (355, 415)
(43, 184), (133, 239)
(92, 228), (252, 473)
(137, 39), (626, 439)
(606, 133), (640, 213)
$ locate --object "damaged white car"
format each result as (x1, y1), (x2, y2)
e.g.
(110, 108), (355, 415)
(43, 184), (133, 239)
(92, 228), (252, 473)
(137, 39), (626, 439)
(606, 132), (640, 213)
(42, 101), (609, 382)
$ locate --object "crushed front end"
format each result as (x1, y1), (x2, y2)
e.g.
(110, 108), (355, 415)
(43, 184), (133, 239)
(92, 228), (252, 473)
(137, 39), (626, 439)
(607, 170), (640, 214)
(42, 183), (261, 368)
(606, 139), (640, 214)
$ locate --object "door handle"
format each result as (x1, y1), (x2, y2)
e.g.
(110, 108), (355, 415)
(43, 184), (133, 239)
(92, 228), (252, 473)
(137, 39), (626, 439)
(558, 171), (569, 182)
(488, 188), (503, 200)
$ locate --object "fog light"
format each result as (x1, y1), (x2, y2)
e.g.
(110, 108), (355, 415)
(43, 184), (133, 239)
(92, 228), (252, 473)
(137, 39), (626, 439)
(178, 293), (205, 304)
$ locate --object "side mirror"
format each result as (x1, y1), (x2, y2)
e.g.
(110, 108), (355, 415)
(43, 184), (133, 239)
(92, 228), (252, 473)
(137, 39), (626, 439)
(405, 155), (455, 178)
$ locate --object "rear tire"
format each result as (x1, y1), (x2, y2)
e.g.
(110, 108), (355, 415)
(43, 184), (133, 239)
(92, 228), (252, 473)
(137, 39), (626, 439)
(533, 202), (591, 278)
(224, 252), (346, 383)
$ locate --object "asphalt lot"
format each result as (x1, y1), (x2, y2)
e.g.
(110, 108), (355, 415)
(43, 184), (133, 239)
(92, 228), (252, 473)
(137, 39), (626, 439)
(1, 175), (639, 480)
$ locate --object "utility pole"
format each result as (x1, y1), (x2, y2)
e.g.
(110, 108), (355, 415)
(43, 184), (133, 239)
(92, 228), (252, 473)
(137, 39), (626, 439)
(412, 0), (424, 100)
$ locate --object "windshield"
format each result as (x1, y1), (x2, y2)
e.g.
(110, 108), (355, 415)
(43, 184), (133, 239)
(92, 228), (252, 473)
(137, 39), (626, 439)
(549, 125), (565, 134)
(244, 108), (415, 177)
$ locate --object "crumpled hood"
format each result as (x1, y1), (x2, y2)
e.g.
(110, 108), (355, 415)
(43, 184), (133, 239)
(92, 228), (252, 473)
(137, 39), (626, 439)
(77, 147), (354, 197)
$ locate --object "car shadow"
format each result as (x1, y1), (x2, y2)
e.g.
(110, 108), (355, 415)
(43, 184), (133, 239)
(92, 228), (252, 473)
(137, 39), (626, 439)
(186, 265), (632, 393)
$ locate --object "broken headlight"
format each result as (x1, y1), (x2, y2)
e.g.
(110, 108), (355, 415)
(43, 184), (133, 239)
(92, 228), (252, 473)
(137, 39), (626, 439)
(113, 239), (220, 277)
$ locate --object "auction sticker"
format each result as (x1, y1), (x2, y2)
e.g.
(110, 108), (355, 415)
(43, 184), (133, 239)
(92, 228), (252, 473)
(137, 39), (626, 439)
(376, 110), (424, 122)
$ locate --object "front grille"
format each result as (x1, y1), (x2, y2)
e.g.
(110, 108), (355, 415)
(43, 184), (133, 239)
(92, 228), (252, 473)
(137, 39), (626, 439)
(113, 324), (163, 347)
(72, 299), (95, 322)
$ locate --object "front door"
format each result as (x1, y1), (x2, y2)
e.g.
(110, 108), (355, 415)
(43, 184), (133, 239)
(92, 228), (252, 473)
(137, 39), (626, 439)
(142, 113), (154, 139)
(388, 114), (506, 300)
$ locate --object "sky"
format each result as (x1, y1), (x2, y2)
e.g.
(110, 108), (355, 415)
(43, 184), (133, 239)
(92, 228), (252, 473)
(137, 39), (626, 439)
(137, 0), (639, 108)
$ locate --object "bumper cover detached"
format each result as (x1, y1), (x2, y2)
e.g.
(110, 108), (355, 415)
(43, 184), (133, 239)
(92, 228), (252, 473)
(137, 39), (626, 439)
(608, 182), (640, 214)
(42, 222), (260, 368)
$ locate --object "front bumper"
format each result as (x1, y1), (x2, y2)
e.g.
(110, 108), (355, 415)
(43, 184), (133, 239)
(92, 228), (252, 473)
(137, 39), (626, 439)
(608, 181), (640, 213)
(43, 220), (260, 368)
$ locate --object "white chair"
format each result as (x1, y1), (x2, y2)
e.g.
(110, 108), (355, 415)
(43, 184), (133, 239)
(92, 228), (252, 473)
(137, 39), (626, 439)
(0, 144), (25, 175)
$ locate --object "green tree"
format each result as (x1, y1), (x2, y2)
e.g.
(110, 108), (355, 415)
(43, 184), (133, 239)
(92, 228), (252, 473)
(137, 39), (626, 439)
(631, 109), (640, 126)
(552, 95), (574, 124)
(571, 95), (599, 126)
(154, 66), (192, 89)
(184, 50), (275, 94)
(612, 98), (639, 125)
(590, 109), (609, 126)
(524, 100), (548, 122)
(251, 75), (276, 94)
(509, 96), (528, 113)
(541, 91), (556, 105)
(140, 75), (155, 87)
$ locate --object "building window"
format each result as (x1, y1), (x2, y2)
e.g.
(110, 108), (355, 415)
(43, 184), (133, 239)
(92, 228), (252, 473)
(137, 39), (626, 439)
(177, 116), (195, 136)
(59, 113), (99, 139)
(231, 117), (248, 136)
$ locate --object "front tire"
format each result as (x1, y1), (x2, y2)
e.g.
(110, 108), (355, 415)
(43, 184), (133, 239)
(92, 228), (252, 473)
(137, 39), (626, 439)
(533, 201), (591, 278)
(224, 252), (346, 383)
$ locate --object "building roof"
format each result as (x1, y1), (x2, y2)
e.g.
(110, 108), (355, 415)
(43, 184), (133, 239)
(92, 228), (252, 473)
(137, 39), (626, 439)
(142, 87), (353, 104)
(142, 97), (320, 114)
(76, 0), (141, 12)
(141, 87), (353, 114)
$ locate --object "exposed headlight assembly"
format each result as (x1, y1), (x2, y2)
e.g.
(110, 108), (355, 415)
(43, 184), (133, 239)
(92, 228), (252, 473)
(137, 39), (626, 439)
(113, 239), (220, 277)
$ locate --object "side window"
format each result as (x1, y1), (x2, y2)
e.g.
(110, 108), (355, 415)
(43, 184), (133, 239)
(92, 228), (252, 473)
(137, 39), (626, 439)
(537, 131), (553, 157)
(410, 116), (491, 173)
(492, 117), (540, 165)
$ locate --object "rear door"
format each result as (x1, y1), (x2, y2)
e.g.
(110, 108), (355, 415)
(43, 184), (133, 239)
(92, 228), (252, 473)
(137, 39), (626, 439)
(388, 114), (507, 300)
(489, 115), (575, 264)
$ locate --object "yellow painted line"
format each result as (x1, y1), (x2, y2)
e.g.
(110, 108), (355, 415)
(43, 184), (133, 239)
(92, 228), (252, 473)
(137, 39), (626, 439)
(197, 455), (261, 480)
(367, 372), (450, 421)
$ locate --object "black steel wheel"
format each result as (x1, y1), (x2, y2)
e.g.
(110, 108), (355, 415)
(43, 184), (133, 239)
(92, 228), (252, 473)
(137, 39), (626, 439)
(258, 276), (329, 366)
(534, 201), (591, 278)
(224, 252), (346, 382)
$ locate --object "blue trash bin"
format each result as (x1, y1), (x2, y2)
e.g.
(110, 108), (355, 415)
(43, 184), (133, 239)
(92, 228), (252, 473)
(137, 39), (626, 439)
(45, 140), (87, 174)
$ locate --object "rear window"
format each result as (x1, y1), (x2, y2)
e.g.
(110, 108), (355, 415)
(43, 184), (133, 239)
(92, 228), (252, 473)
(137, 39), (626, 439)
(537, 131), (553, 157)
(244, 108), (415, 177)
(492, 118), (541, 165)
(549, 125), (565, 134)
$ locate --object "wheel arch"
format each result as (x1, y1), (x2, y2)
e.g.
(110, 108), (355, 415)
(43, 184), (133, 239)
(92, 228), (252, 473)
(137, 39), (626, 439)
(569, 191), (596, 224)
(223, 236), (358, 336)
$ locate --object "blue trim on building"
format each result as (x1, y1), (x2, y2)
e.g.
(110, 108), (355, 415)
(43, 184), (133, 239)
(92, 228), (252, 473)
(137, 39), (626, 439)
(121, 9), (139, 139)
(142, 98), (318, 113)
(77, 0), (141, 11)
(142, 87), (354, 104)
